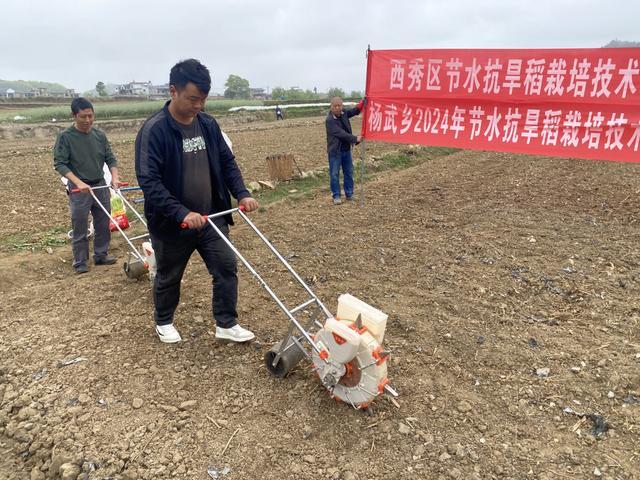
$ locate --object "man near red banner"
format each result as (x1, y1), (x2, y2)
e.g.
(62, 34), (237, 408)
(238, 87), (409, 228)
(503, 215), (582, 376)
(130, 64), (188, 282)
(53, 97), (120, 274)
(325, 97), (363, 204)
(135, 58), (259, 344)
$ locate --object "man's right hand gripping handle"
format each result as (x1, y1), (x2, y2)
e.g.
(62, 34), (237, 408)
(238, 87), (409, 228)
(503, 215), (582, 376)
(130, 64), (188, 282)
(181, 211), (207, 229)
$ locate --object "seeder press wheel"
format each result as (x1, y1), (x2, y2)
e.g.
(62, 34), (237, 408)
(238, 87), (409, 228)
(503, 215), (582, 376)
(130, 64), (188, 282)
(123, 259), (147, 279)
(264, 339), (306, 377)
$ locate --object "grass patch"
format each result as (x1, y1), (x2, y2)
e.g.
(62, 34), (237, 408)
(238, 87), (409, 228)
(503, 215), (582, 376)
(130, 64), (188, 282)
(1, 226), (68, 251)
(0, 99), (264, 123)
(371, 145), (460, 172)
(252, 145), (460, 206)
(374, 152), (418, 170)
(252, 172), (329, 205)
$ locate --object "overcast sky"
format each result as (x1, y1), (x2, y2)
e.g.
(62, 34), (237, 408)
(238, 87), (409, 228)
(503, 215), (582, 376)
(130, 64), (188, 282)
(2, 0), (638, 94)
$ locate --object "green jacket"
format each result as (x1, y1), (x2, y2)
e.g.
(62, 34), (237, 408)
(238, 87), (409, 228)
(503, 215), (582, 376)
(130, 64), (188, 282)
(53, 126), (117, 182)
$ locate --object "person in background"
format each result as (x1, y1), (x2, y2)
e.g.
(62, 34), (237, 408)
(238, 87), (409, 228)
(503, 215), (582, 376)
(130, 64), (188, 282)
(325, 97), (364, 204)
(275, 105), (284, 120)
(135, 58), (259, 344)
(53, 97), (120, 274)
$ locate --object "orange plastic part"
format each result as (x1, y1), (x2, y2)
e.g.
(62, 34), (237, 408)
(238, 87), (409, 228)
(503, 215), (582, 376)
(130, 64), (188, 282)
(377, 377), (389, 395)
(332, 332), (346, 345)
(346, 322), (368, 335)
(371, 346), (388, 366)
(344, 362), (353, 377)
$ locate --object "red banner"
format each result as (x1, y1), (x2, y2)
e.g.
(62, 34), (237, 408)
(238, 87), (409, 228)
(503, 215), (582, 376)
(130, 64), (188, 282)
(363, 48), (640, 162)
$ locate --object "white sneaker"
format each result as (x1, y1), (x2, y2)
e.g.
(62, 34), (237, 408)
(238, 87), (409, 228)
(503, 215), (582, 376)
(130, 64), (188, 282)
(156, 323), (182, 343)
(215, 324), (255, 342)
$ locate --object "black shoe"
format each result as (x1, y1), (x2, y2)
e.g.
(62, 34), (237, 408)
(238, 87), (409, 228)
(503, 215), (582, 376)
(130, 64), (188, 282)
(75, 264), (89, 274)
(95, 256), (117, 266)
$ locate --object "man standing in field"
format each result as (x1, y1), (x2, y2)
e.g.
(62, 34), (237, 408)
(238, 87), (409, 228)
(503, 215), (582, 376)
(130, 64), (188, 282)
(325, 97), (364, 205)
(135, 58), (259, 344)
(53, 97), (120, 274)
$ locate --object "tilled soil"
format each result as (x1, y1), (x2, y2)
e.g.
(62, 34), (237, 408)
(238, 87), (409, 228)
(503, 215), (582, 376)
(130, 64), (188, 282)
(0, 115), (639, 480)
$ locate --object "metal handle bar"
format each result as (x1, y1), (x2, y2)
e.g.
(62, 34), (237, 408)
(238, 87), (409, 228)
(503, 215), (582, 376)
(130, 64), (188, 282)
(70, 181), (129, 193)
(181, 205), (334, 356)
(72, 184), (146, 265)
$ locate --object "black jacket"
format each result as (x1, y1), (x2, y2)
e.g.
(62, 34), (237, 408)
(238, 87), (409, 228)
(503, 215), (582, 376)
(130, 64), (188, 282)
(135, 102), (251, 240)
(325, 106), (361, 155)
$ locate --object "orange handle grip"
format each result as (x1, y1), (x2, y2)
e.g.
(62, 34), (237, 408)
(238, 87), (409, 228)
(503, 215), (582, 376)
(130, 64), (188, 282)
(181, 215), (208, 229)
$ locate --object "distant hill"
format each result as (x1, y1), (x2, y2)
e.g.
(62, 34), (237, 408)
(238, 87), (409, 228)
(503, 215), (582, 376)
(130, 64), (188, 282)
(604, 40), (640, 48)
(0, 79), (68, 93)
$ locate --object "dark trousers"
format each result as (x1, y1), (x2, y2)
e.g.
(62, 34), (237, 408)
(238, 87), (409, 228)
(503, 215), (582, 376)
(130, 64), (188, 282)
(151, 223), (238, 328)
(68, 180), (111, 268)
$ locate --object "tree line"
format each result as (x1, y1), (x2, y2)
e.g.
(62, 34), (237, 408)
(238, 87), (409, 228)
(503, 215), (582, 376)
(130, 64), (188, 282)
(223, 74), (361, 101)
(93, 74), (361, 101)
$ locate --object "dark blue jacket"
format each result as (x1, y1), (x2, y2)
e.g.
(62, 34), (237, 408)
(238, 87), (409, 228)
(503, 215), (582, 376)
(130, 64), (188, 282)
(135, 102), (251, 240)
(325, 106), (361, 155)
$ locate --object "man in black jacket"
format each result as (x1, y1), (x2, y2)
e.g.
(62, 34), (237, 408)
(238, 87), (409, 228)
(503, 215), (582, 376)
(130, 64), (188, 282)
(135, 59), (258, 344)
(325, 97), (363, 204)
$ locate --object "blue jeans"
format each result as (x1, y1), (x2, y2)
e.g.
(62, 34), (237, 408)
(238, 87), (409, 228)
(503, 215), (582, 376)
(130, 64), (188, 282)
(329, 150), (354, 199)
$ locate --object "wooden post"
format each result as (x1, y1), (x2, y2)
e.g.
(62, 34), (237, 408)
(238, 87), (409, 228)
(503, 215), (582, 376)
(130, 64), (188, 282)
(266, 154), (294, 181)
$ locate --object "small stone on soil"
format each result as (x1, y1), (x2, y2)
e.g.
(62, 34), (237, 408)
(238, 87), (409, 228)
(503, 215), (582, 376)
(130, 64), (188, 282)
(179, 400), (197, 411)
(457, 400), (472, 413)
(398, 423), (411, 434)
(536, 367), (550, 378)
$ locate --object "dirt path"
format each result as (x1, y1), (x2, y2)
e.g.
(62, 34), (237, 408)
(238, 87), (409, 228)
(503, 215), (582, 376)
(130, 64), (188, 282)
(0, 117), (639, 480)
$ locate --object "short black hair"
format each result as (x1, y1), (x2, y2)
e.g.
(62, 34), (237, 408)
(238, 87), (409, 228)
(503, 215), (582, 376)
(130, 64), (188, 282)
(71, 97), (94, 114)
(169, 59), (211, 95)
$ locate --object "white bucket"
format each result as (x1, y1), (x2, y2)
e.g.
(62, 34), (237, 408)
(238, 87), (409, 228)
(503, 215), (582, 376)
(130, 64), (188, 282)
(142, 241), (157, 280)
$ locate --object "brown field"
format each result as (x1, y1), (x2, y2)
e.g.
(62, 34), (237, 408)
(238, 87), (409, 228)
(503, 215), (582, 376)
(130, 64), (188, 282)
(0, 115), (639, 480)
